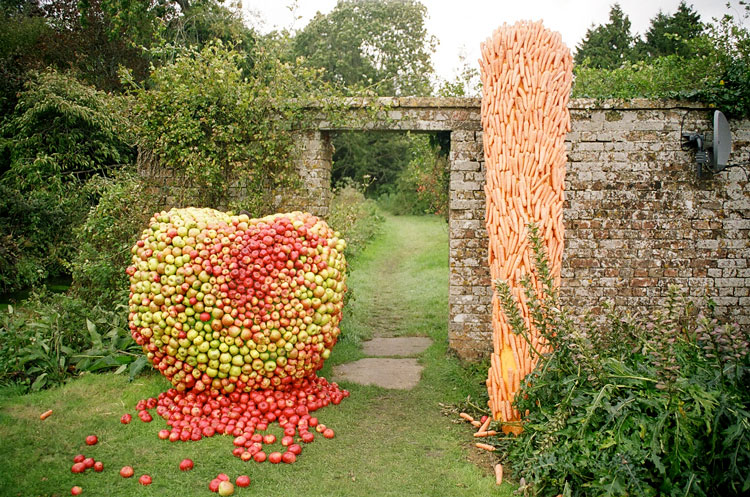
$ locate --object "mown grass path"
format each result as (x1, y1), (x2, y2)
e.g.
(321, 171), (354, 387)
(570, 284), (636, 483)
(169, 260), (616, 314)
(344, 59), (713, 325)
(0, 215), (513, 497)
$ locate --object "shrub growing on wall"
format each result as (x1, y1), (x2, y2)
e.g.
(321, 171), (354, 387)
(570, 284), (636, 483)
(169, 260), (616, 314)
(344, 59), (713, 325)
(125, 40), (333, 214)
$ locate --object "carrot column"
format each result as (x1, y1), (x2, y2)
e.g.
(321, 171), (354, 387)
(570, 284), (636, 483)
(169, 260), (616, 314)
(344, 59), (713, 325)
(479, 21), (573, 430)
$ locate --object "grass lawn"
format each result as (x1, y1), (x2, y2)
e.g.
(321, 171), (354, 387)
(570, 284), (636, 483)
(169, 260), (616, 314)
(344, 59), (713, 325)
(0, 214), (514, 497)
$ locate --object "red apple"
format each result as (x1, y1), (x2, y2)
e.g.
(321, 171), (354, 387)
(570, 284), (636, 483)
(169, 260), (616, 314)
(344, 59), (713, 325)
(120, 413), (132, 424)
(282, 451), (296, 464)
(253, 451), (267, 463)
(83, 457), (94, 469)
(73, 454), (85, 464)
(235, 475), (250, 487)
(216, 473), (229, 482)
(179, 458), (194, 471)
(85, 435), (98, 446)
(71, 486), (82, 496)
(268, 452), (282, 464)
(209, 478), (221, 492)
(93, 461), (103, 472)
(119, 466), (134, 478)
(139, 474), (152, 486)
(71, 463), (86, 474)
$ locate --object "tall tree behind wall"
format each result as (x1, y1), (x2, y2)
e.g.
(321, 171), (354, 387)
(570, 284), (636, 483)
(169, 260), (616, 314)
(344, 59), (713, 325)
(574, 3), (636, 69)
(293, 0), (437, 195)
(635, 1), (704, 59)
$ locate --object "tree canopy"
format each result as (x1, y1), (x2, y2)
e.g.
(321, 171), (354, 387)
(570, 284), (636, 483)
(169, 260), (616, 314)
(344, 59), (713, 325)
(635, 1), (704, 58)
(293, 0), (436, 96)
(574, 4), (635, 69)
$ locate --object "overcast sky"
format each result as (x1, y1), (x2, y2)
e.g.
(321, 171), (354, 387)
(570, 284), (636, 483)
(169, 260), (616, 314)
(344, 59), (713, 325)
(243, 0), (738, 82)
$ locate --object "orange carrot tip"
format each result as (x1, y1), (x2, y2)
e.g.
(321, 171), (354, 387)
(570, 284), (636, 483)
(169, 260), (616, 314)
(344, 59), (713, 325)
(39, 409), (53, 420)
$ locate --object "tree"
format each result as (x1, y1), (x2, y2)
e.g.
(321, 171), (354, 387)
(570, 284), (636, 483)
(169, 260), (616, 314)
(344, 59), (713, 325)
(574, 3), (635, 69)
(292, 0), (437, 197)
(100, 0), (255, 62)
(293, 0), (436, 96)
(635, 1), (704, 59)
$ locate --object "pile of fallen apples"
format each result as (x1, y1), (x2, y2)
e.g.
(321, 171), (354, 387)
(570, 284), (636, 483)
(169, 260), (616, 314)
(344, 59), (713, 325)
(67, 208), (351, 495)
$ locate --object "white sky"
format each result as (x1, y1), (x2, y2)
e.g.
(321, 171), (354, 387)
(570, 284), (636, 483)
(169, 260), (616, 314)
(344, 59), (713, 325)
(243, 0), (738, 82)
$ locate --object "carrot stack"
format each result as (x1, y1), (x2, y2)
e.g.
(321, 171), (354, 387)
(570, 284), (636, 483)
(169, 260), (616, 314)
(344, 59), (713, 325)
(479, 21), (572, 430)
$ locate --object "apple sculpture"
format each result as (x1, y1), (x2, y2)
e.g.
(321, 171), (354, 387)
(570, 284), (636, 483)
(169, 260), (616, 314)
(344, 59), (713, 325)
(127, 208), (347, 395)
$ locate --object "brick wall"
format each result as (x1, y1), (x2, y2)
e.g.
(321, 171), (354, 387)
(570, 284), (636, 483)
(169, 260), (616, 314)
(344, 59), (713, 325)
(449, 99), (750, 360)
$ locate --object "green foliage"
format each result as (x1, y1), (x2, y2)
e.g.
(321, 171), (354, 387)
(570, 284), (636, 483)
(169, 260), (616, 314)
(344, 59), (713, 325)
(0, 1), (50, 116)
(326, 179), (384, 262)
(635, 1), (704, 59)
(377, 134), (449, 218)
(1, 69), (133, 190)
(331, 132), (415, 195)
(126, 40), (330, 212)
(293, 0), (436, 96)
(573, 2), (750, 118)
(574, 4), (636, 69)
(70, 171), (159, 306)
(0, 183), (89, 292)
(0, 69), (133, 292)
(495, 225), (750, 497)
(0, 292), (144, 391)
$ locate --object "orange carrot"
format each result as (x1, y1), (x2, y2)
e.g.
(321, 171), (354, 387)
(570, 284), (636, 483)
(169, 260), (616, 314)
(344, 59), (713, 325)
(459, 413), (474, 423)
(40, 409), (53, 420)
(495, 463), (504, 485)
(475, 443), (496, 452)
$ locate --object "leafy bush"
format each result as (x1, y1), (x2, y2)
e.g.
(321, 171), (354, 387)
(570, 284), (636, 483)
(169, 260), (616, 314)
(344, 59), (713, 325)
(496, 226), (750, 496)
(0, 291), (144, 391)
(0, 69), (133, 292)
(326, 180), (384, 262)
(125, 40), (334, 213)
(0, 182), (90, 292)
(70, 171), (158, 306)
(377, 134), (449, 218)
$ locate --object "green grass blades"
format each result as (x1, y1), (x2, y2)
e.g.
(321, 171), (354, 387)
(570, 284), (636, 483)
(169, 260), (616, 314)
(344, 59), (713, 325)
(0, 215), (513, 497)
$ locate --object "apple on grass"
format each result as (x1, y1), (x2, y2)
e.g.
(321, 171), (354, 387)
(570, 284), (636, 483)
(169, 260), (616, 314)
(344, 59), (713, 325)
(218, 481), (234, 496)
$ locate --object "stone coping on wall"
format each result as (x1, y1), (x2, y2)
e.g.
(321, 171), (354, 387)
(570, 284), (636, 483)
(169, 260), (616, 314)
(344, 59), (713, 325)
(304, 96), (714, 112)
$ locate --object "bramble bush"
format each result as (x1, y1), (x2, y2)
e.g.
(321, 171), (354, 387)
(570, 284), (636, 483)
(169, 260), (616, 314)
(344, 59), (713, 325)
(70, 170), (159, 306)
(124, 40), (337, 213)
(327, 179), (384, 262)
(495, 226), (750, 497)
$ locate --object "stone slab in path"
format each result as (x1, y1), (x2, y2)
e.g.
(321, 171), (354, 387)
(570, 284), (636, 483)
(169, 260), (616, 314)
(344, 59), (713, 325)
(362, 336), (432, 357)
(332, 358), (423, 390)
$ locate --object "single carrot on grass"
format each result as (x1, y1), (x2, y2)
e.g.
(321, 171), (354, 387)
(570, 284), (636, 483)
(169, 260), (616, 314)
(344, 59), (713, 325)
(40, 409), (53, 420)
(459, 413), (474, 423)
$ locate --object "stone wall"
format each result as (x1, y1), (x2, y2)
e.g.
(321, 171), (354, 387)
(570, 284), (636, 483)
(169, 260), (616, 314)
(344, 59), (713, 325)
(448, 99), (750, 360)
